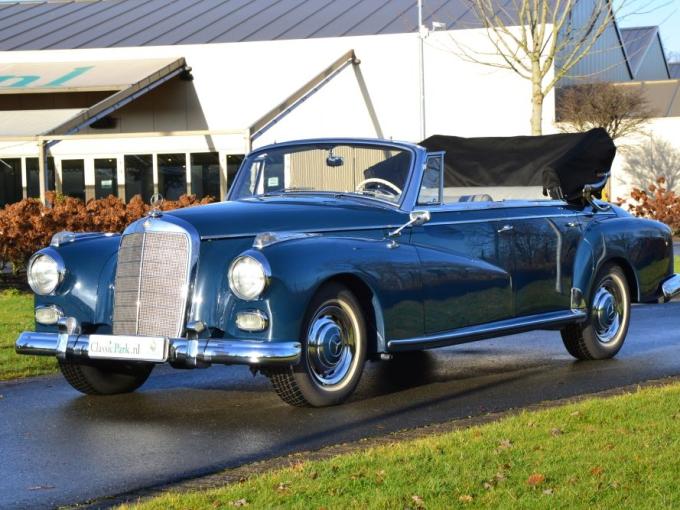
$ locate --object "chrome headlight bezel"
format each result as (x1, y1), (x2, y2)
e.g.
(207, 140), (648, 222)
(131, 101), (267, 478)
(228, 253), (270, 301)
(27, 249), (65, 296)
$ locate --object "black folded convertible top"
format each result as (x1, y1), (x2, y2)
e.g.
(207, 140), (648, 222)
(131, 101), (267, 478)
(419, 128), (616, 200)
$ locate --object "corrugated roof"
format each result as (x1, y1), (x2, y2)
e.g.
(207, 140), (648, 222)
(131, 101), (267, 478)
(620, 26), (659, 76)
(0, 0), (487, 50)
(670, 63), (680, 79)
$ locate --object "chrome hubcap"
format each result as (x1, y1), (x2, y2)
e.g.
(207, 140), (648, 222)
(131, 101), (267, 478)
(307, 304), (355, 386)
(592, 282), (622, 344)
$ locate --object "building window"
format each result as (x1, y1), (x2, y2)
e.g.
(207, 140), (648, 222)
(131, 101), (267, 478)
(61, 159), (86, 201)
(227, 154), (244, 192)
(94, 158), (118, 199)
(190, 152), (220, 200)
(125, 155), (153, 202)
(0, 158), (22, 207)
(158, 153), (187, 200)
(26, 157), (55, 198)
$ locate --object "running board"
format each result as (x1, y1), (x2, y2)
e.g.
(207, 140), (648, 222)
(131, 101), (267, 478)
(387, 310), (587, 352)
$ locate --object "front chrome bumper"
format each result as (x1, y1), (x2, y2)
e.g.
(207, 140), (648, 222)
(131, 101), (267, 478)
(662, 273), (680, 301)
(15, 331), (301, 367)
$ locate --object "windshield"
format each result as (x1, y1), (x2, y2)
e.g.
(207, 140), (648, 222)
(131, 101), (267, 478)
(231, 143), (412, 205)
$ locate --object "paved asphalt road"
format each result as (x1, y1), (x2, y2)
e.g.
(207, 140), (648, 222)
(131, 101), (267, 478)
(2, 302), (680, 509)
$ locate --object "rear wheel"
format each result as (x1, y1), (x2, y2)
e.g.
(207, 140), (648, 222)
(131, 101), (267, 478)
(58, 360), (154, 395)
(269, 283), (367, 407)
(561, 263), (630, 360)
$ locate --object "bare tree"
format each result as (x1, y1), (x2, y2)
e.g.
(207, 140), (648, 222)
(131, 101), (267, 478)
(455, 0), (650, 135)
(622, 135), (680, 192)
(556, 82), (654, 139)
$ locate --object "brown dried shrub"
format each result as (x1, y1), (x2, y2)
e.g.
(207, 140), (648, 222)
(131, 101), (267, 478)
(0, 193), (215, 272)
(619, 177), (680, 235)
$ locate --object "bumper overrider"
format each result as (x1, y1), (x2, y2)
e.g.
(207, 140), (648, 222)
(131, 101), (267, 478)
(15, 318), (301, 367)
(662, 273), (680, 301)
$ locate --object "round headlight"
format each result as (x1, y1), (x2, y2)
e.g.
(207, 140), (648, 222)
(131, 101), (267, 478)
(28, 253), (63, 295)
(229, 255), (268, 301)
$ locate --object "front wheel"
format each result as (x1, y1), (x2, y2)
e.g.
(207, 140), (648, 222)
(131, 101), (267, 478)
(58, 360), (154, 395)
(268, 283), (367, 407)
(561, 263), (631, 360)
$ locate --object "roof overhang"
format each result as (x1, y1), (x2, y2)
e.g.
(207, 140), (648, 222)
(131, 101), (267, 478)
(0, 58), (186, 94)
(0, 57), (188, 139)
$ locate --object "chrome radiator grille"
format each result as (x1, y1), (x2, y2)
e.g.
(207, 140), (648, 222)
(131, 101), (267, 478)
(112, 231), (191, 338)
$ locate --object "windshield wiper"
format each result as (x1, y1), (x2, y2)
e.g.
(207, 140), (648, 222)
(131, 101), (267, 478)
(261, 187), (314, 196)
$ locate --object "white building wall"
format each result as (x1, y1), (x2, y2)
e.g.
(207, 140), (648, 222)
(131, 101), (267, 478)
(0, 30), (545, 143)
(0, 29), (551, 200)
(610, 117), (680, 201)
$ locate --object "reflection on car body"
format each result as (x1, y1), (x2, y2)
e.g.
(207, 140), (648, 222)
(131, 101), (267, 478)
(16, 129), (680, 407)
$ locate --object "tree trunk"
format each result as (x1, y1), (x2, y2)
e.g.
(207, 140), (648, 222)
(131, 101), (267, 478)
(531, 60), (543, 135)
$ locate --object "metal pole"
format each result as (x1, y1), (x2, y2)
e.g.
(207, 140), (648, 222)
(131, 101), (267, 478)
(37, 140), (46, 204)
(418, 0), (426, 140)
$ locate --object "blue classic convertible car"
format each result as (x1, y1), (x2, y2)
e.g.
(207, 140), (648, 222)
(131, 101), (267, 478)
(16, 129), (680, 406)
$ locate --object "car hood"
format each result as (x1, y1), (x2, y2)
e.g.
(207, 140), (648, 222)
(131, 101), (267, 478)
(165, 196), (406, 239)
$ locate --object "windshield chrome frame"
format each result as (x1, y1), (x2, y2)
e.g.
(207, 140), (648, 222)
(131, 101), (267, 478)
(227, 138), (425, 212)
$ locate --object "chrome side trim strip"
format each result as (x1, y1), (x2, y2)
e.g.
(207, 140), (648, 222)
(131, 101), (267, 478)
(662, 273), (680, 300)
(15, 331), (301, 367)
(201, 224), (401, 241)
(387, 310), (587, 351)
(200, 211), (596, 241)
(426, 212), (592, 227)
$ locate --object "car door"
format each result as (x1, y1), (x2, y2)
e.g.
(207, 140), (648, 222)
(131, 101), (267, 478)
(494, 205), (583, 317)
(410, 153), (514, 334)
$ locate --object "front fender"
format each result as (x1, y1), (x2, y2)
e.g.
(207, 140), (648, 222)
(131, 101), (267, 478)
(33, 235), (121, 332)
(209, 236), (423, 344)
(573, 215), (672, 306)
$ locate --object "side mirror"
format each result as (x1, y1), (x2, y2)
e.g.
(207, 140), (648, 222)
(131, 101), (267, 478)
(409, 210), (431, 226)
(389, 210), (431, 237)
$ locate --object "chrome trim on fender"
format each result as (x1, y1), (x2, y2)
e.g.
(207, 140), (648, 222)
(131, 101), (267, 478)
(253, 231), (321, 250)
(662, 274), (680, 300)
(50, 231), (117, 247)
(201, 224), (402, 241)
(201, 212), (598, 242)
(15, 331), (300, 367)
(387, 310), (587, 351)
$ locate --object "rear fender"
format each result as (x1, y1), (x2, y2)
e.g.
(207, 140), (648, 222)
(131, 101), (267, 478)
(573, 216), (672, 307)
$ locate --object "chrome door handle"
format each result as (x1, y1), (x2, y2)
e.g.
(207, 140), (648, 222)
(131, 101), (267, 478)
(497, 224), (514, 233)
(566, 221), (578, 228)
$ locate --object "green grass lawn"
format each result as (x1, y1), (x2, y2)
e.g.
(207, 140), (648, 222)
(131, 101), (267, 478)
(0, 289), (57, 380)
(122, 382), (680, 510)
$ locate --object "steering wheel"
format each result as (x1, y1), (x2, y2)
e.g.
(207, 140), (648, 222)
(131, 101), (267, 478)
(355, 178), (402, 196)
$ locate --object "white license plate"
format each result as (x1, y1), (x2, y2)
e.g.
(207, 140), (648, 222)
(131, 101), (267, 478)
(88, 335), (168, 362)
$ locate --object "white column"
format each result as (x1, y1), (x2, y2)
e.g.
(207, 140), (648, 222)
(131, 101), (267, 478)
(152, 153), (159, 195)
(185, 151), (192, 196)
